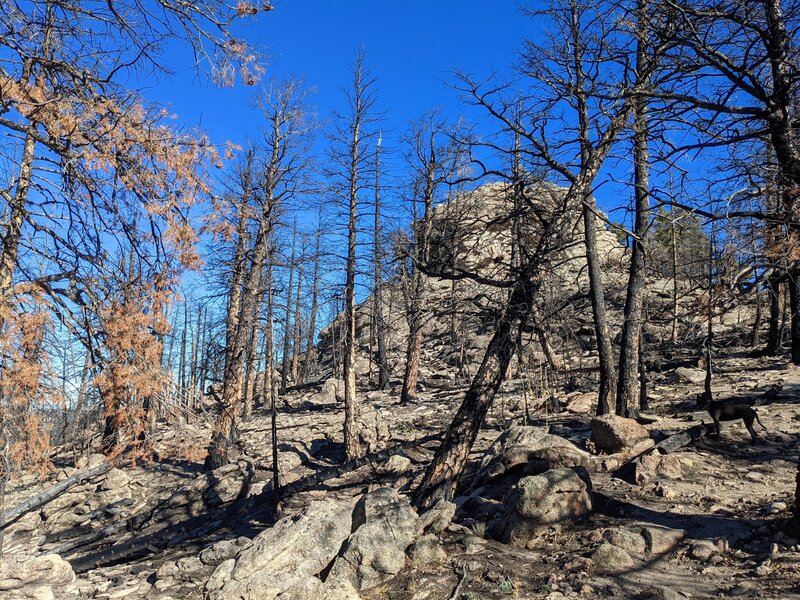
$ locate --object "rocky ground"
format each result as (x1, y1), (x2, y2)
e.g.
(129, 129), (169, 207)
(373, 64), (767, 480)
(1, 347), (799, 600)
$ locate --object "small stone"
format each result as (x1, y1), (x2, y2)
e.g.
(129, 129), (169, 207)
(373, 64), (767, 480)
(641, 526), (684, 556)
(689, 540), (717, 561)
(755, 563), (771, 577)
(602, 528), (646, 556)
(380, 454), (412, 475)
(770, 543), (780, 557)
(587, 529), (604, 543)
(730, 582), (754, 596)
(767, 501), (787, 514)
(649, 587), (686, 600)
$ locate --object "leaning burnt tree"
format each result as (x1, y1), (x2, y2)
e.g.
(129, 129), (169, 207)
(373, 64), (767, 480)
(413, 0), (663, 508)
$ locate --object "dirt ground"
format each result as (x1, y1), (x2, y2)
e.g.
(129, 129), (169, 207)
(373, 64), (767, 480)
(3, 349), (800, 599)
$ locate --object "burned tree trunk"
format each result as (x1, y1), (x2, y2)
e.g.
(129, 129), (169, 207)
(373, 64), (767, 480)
(789, 271), (800, 365)
(617, 3), (651, 418)
(413, 274), (540, 508)
(373, 137), (391, 390)
(583, 192), (617, 416)
(281, 223), (298, 394)
(767, 274), (782, 354)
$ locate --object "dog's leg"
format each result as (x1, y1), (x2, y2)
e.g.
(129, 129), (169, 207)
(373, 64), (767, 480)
(744, 414), (758, 444)
(712, 413), (722, 439)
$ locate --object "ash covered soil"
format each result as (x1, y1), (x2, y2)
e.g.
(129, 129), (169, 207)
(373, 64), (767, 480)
(2, 351), (800, 600)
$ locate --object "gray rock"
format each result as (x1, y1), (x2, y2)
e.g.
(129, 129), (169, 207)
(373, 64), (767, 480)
(174, 556), (207, 582)
(275, 577), (360, 600)
(199, 537), (249, 566)
(767, 501), (788, 514)
(501, 468), (592, 547)
(689, 539), (717, 561)
(602, 528), (646, 557)
(408, 534), (447, 564)
(0, 554), (75, 593)
(641, 526), (684, 556)
(380, 454), (412, 475)
(328, 487), (420, 590)
(418, 499), (456, 534)
(730, 581), (754, 596)
(669, 367), (707, 385)
(206, 497), (354, 599)
(100, 468), (130, 491)
(204, 559), (234, 595)
(204, 465), (247, 506)
(635, 454), (683, 484)
(76, 453), (106, 469)
(357, 408), (391, 453)
(592, 543), (635, 574)
(472, 426), (592, 488)
(590, 415), (650, 454)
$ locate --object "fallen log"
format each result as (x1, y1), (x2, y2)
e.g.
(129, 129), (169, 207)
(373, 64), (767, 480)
(1, 462), (112, 529)
(68, 494), (259, 573)
(613, 423), (712, 484)
(652, 423), (712, 454)
(277, 433), (441, 500)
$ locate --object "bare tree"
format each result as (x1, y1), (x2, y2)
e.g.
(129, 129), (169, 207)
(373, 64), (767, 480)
(206, 79), (314, 469)
(400, 111), (465, 404)
(616, 0), (654, 416)
(373, 135), (391, 390)
(327, 48), (380, 460)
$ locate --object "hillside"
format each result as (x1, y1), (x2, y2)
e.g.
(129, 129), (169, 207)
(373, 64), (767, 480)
(1, 182), (797, 600)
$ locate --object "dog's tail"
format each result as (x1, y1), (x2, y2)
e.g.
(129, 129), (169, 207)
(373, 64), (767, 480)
(754, 409), (768, 431)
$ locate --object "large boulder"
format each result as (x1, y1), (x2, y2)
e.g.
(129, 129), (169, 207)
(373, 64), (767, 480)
(501, 467), (592, 548)
(206, 498), (354, 599)
(472, 426), (592, 489)
(327, 487), (419, 590)
(0, 554), (75, 600)
(308, 378), (345, 406)
(590, 415), (651, 454)
(668, 367), (706, 385)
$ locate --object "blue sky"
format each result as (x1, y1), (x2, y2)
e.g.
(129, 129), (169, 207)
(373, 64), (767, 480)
(150, 1), (532, 152)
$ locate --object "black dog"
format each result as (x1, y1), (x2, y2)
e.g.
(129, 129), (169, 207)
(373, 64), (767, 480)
(696, 393), (767, 444)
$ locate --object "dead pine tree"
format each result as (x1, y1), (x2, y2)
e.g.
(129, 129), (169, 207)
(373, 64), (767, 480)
(280, 221), (299, 394)
(373, 134), (391, 390)
(206, 79), (314, 469)
(302, 215), (324, 381)
(400, 110), (467, 404)
(289, 236), (306, 385)
(328, 48), (380, 460)
(702, 223), (716, 403)
(616, 0), (654, 418)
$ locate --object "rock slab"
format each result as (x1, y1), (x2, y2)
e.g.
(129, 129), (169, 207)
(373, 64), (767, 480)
(590, 415), (651, 454)
(501, 467), (592, 548)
